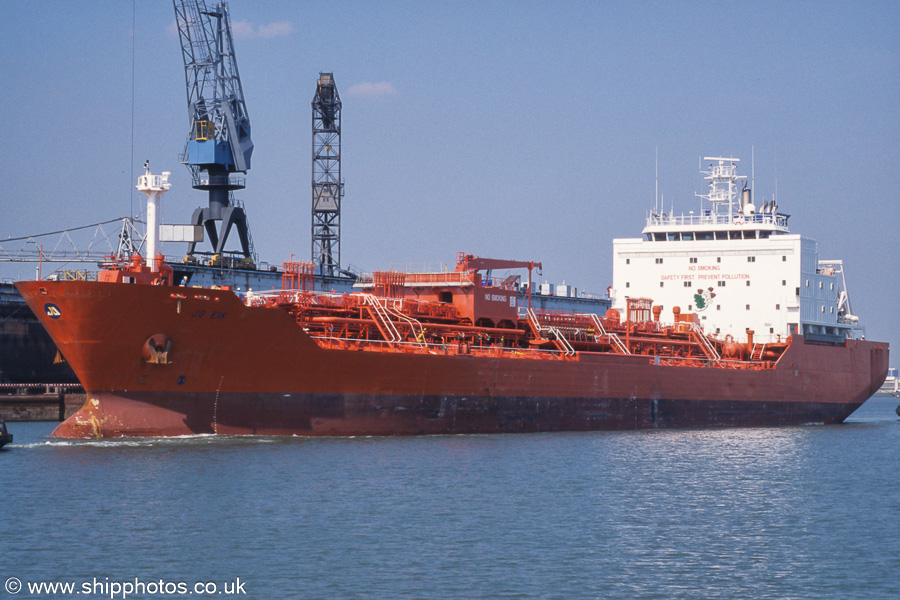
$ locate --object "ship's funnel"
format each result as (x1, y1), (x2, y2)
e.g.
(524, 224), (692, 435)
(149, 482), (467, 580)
(741, 187), (755, 216)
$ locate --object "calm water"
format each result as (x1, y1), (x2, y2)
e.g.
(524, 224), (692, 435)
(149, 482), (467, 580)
(2, 397), (898, 600)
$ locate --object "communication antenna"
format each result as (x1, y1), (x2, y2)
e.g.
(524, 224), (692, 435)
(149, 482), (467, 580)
(774, 150), (778, 208)
(751, 145), (755, 205)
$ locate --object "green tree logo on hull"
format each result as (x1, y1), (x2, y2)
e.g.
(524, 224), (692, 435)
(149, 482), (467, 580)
(693, 288), (716, 311)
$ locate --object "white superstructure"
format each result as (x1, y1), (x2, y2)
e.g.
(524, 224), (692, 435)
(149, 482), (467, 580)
(611, 157), (864, 343)
(878, 367), (898, 394)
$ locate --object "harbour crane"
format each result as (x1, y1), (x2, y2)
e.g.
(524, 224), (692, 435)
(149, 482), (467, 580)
(173, 0), (255, 266)
(311, 73), (343, 276)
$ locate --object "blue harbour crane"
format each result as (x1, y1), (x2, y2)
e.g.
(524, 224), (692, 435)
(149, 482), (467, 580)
(173, 0), (255, 266)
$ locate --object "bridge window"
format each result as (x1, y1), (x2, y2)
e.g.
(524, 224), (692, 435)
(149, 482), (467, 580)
(668, 233), (680, 241)
(654, 233), (666, 241)
(682, 232), (694, 240)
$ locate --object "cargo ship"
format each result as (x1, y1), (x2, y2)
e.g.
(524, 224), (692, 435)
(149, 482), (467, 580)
(16, 160), (889, 438)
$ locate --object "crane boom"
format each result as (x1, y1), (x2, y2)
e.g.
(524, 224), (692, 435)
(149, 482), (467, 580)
(455, 253), (542, 274)
(174, 0), (252, 173)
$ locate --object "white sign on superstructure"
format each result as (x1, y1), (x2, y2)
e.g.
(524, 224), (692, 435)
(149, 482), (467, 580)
(611, 157), (864, 343)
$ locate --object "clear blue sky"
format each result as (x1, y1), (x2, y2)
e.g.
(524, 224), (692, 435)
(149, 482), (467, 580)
(1, 1), (897, 353)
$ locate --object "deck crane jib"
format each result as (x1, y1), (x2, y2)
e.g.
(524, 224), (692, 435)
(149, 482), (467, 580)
(173, 0), (255, 266)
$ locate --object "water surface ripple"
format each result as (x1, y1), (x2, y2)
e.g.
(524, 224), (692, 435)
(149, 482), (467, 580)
(2, 397), (898, 599)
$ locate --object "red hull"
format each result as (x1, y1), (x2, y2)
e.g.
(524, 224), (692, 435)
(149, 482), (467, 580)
(16, 281), (889, 438)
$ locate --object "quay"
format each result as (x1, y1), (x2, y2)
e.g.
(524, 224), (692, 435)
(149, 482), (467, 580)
(0, 383), (85, 421)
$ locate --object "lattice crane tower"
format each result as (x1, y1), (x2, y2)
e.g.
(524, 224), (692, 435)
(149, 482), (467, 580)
(311, 73), (343, 276)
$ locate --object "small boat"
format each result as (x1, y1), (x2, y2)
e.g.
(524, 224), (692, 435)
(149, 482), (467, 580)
(0, 419), (12, 449)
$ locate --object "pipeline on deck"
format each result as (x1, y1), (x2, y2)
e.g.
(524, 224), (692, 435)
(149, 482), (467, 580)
(242, 289), (783, 369)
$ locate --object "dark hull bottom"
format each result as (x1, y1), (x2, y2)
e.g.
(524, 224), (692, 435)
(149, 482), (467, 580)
(52, 391), (862, 438)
